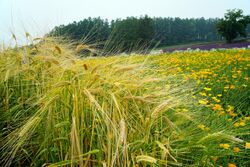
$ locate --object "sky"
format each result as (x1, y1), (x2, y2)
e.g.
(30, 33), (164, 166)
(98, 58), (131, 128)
(0, 0), (250, 45)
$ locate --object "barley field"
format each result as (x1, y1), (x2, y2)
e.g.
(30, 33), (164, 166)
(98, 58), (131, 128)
(0, 39), (249, 167)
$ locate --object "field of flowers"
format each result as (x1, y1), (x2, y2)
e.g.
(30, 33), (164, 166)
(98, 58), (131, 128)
(0, 39), (249, 167)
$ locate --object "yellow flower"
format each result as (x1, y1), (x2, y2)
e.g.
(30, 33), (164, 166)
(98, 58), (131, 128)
(233, 147), (240, 153)
(227, 105), (234, 111)
(228, 163), (236, 167)
(219, 143), (230, 149)
(204, 87), (211, 91)
(197, 124), (210, 131)
(234, 123), (240, 127)
(244, 116), (250, 120)
(212, 104), (223, 111)
(246, 142), (250, 149)
(182, 109), (189, 112)
(228, 111), (237, 117)
(198, 124), (205, 130)
(239, 120), (246, 126)
(177, 67), (182, 72)
(199, 92), (207, 96)
(230, 85), (235, 89)
(218, 111), (225, 116)
(212, 96), (217, 101)
(199, 99), (208, 105)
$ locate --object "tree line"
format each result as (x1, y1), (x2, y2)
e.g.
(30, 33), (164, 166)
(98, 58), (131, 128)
(49, 15), (250, 53)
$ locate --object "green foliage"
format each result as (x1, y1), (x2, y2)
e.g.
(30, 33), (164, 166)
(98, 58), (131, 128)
(216, 9), (250, 43)
(138, 15), (154, 46)
(49, 17), (230, 53)
(106, 16), (154, 53)
(153, 17), (221, 46)
(50, 17), (110, 44)
(50, 16), (155, 53)
(49, 12), (250, 52)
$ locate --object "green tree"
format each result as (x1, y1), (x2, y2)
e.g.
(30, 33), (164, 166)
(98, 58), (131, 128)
(217, 9), (250, 43)
(138, 15), (154, 47)
(49, 16), (224, 52)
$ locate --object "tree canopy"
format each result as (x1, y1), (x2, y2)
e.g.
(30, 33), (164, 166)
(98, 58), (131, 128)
(216, 9), (250, 43)
(49, 14), (250, 53)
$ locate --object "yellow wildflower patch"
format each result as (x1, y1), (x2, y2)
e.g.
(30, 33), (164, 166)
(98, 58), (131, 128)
(197, 124), (205, 130)
(199, 92), (207, 96)
(204, 87), (212, 91)
(219, 143), (230, 149)
(246, 142), (250, 149)
(239, 120), (246, 126)
(228, 163), (237, 167)
(218, 111), (225, 116)
(212, 104), (223, 111)
(199, 99), (208, 105)
(233, 147), (240, 153)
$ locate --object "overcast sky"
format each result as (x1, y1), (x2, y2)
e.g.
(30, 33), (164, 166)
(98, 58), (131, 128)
(1, 0), (250, 45)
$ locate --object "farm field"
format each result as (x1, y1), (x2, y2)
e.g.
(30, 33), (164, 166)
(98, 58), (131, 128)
(0, 40), (250, 167)
(162, 40), (250, 52)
